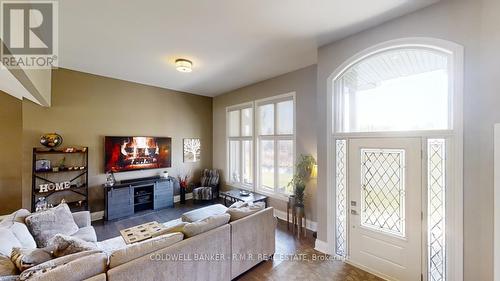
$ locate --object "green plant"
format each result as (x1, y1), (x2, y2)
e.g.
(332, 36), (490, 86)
(287, 154), (316, 205)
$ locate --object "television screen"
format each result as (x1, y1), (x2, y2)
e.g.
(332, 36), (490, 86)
(104, 136), (172, 172)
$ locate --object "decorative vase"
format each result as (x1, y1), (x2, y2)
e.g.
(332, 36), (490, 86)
(180, 187), (186, 204)
(40, 133), (63, 148)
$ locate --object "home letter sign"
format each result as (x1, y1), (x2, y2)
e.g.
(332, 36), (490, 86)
(39, 181), (71, 193)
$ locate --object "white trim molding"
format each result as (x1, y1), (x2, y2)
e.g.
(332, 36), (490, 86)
(494, 124), (500, 281)
(314, 239), (329, 254)
(325, 37), (464, 281)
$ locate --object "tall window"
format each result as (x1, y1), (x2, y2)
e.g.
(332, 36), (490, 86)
(257, 94), (295, 195)
(227, 104), (253, 188)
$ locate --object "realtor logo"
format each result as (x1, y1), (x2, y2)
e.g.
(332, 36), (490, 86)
(1, 0), (58, 69)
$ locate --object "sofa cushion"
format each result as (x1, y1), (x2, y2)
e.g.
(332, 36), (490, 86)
(0, 210), (36, 251)
(181, 204), (228, 222)
(182, 213), (230, 238)
(96, 237), (126, 256)
(25, 204), (79, 247)
(226, 202), (265, 222)
(0, 229), (21, 257)
(10, 248), (52, 272)
(71, 226), (97, 243)
(19, 250), (105, 281)
(109, 232), (184, 268)
(0, 255), (17, 277)
(48, 234), (97, 258)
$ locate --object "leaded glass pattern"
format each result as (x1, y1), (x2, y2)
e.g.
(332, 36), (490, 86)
(427, 139), (446, 281)
(335, 139), (347, 257)
(360, 149), (405, 237)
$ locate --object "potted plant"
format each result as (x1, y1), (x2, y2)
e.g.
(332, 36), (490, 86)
(287, 154), (317, 207)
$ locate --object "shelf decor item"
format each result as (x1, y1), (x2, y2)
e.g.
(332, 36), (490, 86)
(40, 133), (63, 148)
(31, 146), (89, 212)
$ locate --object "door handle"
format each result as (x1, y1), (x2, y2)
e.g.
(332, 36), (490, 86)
(350, 209), (359, 215)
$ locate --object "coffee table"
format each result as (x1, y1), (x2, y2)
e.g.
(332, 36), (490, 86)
(221, 189), (268, 207)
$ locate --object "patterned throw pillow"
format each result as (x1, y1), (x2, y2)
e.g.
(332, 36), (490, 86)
(10, 248), (52, 272)
(0, 254), (18, 277)
(47, 234), (97, 258)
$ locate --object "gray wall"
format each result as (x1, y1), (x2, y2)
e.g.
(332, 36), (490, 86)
(213, 65), (318, 221)
(316, 0), (494, 280)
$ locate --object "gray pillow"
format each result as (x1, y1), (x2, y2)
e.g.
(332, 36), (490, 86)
(182, 213), (230, 238)
(47, 234), (97, 258)
(25, 204), (79, 247)
(0, 255), (17, 277)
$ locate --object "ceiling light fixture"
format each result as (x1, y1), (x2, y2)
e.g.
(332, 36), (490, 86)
(175, 59), (193, 73)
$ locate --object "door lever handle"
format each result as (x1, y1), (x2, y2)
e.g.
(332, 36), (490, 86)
(350, 209), (359, 215)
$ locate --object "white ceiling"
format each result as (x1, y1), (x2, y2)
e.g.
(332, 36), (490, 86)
(59, 0), (438, 97)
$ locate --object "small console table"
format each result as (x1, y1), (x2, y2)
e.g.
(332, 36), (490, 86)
(104, 176), (174, 221)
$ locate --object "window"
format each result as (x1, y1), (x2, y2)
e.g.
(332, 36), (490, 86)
(335, 48), (451, 133)
(227, 105), (253, 188)
(257, 95), (295, 195)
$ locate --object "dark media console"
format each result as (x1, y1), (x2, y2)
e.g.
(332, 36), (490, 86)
(103, 176), (174, 220)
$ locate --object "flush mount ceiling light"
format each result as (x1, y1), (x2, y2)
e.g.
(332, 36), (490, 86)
(175, 59), (193, 73)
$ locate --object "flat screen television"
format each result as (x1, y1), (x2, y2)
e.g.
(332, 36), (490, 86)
(104, 136), (172, 172)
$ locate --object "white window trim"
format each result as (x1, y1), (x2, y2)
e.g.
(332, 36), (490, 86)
(255, 92), (296, 200)
(226, 101), (254, 190)
(494, 124), (500, 281)
(323, 37), (464, 281)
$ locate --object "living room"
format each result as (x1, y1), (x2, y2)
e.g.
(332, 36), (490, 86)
(1, 0), (500, 280)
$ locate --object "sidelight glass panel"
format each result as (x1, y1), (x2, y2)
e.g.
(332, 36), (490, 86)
(335, 139), (347, 257)
(427, 139), (446, 281)
(360, 148), (406, 237)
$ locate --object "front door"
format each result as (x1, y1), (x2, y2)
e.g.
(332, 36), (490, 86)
(348, 138), (422, 281)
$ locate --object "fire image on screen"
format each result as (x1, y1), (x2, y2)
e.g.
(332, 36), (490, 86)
(104, 136), (171, 172)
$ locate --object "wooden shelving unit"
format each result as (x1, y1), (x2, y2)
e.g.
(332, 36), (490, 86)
(31, 147), (89, 212)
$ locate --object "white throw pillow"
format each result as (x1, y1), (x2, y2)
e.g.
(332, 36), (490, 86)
(0, 228), (21, 257)
(181, 204), (228, 222)
(226, 201), (265, 222)
(182, 213), (230, 238)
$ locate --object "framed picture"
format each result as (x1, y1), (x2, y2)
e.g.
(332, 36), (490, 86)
(183, 138), (201, 163)
(35, 159), (51, 172)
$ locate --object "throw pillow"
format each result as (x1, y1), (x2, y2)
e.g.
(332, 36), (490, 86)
(226, 201), (265, 222)
(0, 228), (21, 257)
(0, 209), (36, 251)
(10, 247), (52, 272)
(25, 204), (79, 247)
(0, 210), (30, 227)
(0, 255), (17, 277)
(47, 234), (97, 258)
(228, 201), (248, 209)
(182, 213), (230, 238)
(181, 204), (228, 222)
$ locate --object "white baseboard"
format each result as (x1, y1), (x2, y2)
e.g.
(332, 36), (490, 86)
(90, 193), (194, 221)
(273, 209), (317, 232)
(314, 239), (330, 254)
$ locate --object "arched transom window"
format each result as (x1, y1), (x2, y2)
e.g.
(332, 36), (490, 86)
(334, 47), (451, 133)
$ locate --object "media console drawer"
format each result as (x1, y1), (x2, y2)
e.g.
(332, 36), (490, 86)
(104, 177), (174, 221)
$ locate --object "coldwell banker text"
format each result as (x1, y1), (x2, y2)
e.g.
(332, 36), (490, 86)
(0, 0), (58, 69)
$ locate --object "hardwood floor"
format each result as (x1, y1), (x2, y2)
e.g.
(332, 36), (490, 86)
(93, 200), (382, 281)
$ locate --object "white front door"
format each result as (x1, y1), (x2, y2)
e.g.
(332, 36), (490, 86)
(348, 138), (422, 281)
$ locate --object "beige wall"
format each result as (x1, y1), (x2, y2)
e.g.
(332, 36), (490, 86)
(0, 92), (22, 213)
(212, 65), (318, 221)
(22, 68), (213, 212)
(316, 0), (494, 279)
